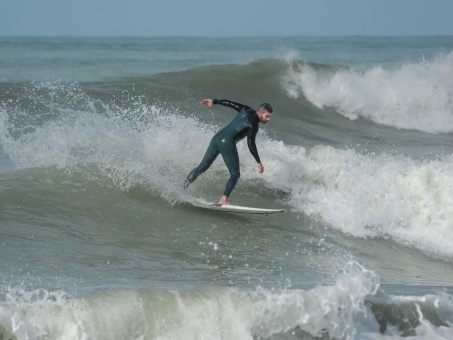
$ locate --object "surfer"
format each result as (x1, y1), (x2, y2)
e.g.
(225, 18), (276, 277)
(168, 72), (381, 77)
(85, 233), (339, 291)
(183, 99), (273, 205)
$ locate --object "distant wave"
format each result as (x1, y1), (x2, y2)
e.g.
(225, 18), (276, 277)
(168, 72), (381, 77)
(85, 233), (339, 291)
(282, 52), (453, 134)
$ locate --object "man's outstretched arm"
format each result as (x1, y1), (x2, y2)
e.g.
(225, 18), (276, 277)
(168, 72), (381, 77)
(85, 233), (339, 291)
(200, 98), (250, 112)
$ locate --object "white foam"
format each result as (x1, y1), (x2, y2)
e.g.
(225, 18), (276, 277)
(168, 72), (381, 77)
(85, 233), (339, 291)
(0, 286), (146, 340)
(2, 262), (452, 339)
(282, 52), (453, 133)
(255, 140), (453, 258)
(0, 263), (376, 339)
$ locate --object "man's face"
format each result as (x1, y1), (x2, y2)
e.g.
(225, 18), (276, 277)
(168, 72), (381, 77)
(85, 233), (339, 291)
(259, 110), (272, 124)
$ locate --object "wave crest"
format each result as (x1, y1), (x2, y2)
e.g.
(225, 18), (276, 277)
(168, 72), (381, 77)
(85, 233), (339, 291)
(282, 53), (453, 134)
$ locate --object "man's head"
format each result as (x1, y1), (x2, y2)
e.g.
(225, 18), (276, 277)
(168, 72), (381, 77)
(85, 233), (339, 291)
(258, 103), (273, 124)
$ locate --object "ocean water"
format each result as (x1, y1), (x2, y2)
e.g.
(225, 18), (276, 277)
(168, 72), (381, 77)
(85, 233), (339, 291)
(1, 36), (453, 339)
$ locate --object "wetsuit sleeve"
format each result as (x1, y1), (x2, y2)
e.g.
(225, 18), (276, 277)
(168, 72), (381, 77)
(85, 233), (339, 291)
(212, 99), (251, 113)
(247, 116), (261, 163)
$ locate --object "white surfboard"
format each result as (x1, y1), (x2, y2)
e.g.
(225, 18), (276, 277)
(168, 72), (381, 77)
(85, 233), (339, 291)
(190, 198), (286, 215)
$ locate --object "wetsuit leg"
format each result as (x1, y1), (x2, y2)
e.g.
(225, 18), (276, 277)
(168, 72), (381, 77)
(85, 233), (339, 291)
(183, 139), (220, 188)
(220, 141), (240, 197)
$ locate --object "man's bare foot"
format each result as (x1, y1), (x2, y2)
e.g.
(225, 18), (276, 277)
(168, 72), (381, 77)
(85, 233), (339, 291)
(218, 195), (229, 205)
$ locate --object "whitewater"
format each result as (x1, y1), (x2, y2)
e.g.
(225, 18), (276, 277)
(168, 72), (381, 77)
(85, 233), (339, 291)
(1, 36), (452, 339)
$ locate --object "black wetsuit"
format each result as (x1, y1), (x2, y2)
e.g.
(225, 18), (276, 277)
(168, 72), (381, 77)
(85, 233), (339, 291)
(183, 99), (261, 197)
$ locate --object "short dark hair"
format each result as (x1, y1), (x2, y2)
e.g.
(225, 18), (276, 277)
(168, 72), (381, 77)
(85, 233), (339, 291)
(259, 103), (273, 113)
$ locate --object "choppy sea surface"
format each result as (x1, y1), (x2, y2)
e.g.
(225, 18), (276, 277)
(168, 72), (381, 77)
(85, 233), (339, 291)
(1, 36), (453, 339)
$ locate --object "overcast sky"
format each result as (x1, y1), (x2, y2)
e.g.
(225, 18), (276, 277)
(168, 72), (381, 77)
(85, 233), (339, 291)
(1, 0), (453, 37)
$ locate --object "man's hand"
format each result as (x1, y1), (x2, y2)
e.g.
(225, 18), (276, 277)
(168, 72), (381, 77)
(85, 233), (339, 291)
(200, 99), (214, 107)
(257, 163), (264, 173)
